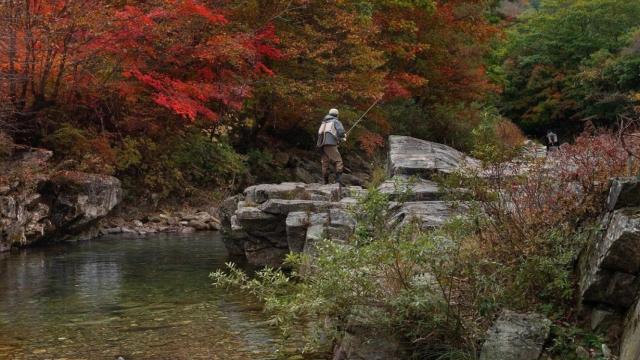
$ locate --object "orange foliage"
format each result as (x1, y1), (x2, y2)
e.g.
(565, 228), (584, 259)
(357, 130), (385, 157)
(495, 119), (526, 149)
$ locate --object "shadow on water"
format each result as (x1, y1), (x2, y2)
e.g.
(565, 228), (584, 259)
(0, 232), (278, 359)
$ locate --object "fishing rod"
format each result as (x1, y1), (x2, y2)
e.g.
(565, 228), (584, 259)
(345, 98), (382, 137)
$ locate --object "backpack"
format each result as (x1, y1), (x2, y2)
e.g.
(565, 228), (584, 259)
(317, 119), (337, 147)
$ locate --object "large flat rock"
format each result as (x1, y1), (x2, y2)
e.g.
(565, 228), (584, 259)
(221, 137), (472, 268)
(388, 136), (477, 178)
(377, 176), (441, 201)
(258, 199), (339, 215)
(480, 310), (551, 360)
(390, 201), (455, 229)
(244, 183), (343, 204)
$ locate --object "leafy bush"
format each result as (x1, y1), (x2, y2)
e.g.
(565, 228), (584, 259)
(115, 130), (247, 200)
(212, 188), (485, 358)
(246, 149), (287, 184)
(471, 108), (525, 162)
(46, 123), (116, 174)
(46, 123), (91, 160)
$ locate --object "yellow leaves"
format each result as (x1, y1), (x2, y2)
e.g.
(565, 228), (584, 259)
(387, 19), (419, 33)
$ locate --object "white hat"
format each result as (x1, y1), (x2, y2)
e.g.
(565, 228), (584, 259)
(329, 108), (339, 116)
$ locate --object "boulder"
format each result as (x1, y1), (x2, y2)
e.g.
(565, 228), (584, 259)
(479, 310), (551, 360)
(188, 219), (210, 231)
(607, 177), (640, 211)
(388, 135), (477, 178)
(579, 208), (640, 308)
(42, 171), (123, 235)
(594, 208), (640, 274)
(220, 137), (474, 267)
(326, 208), (357, 240)
(236, 206), (283, 237)
(580, 269), (639, 308)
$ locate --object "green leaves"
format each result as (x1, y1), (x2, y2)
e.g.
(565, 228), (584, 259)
(499, 0), (640, 134)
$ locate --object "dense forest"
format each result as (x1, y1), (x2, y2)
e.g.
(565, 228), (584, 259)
(2, 1), (640, 358)
(1, 0), (639, 198)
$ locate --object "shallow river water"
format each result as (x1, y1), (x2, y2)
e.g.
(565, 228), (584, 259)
(0, 232), (278, 359)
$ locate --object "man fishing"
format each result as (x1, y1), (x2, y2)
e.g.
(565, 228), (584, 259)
(317, 108), (346, 185)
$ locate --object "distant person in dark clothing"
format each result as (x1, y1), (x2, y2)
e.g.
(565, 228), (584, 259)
(546, 131), (559, 151)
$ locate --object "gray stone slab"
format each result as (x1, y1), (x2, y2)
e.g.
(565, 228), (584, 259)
(388, 136), (477, 178)
(480, 310), (551, 360)
(390, 201), (454, 229)
(377, 176), (441, 201)
(258, 199), (339, 215)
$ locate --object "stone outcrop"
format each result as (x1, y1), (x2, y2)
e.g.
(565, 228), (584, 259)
(220, 136), (470, 268)
(220, 182), (359, 267)
(378, 176), (441, 201)
(479, 310), (551, 360)
(0, 148), (123, 251)
(580, 208), (640, 308)
(42, 171), (123, 235)
(578, 177), (640, 359)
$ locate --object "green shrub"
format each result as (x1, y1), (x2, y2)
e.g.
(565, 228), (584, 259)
(471, 108), (525, 163)
(46, 123), (90, 160)
(45, 123), (116, 174)
(115, 130), (247, 200)
(211, 187), (483, 358)
(246, 149), (287, 184)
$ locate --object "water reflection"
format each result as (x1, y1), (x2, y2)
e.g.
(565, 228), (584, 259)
(0, 232), (276, 359)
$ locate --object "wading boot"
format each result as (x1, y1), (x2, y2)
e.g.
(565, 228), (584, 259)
(323, 174), (330, 185)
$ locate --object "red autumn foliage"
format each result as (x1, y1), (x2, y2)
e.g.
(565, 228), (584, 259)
(98, 1), (280, 123)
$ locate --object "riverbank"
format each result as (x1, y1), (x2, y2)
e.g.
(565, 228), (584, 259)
(96, 204), (222, 237)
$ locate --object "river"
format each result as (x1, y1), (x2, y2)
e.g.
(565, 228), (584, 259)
(0, 232), (278, 359)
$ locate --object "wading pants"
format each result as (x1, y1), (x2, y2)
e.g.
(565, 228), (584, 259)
(321, 145), (344, 178)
